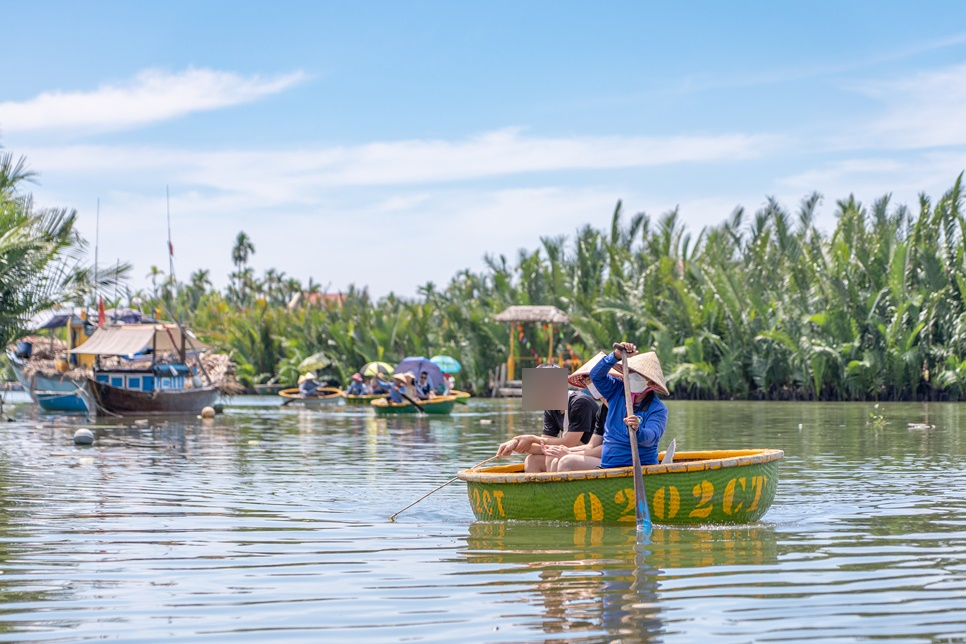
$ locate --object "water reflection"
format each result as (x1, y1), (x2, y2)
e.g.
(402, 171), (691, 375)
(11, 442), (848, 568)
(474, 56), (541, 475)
(460, 521), (778, 640)
(0, 398), (964, 642)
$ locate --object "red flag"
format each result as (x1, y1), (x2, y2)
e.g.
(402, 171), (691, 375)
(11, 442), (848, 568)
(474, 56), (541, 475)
(168, 240), (174, 257)
(98, 297), (106, 327)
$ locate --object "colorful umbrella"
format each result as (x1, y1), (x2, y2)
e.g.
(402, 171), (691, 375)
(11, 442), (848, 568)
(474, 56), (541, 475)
(360, 361), (394, 377)
(430, 355), (462, 374)
(298, 351), (332, 374)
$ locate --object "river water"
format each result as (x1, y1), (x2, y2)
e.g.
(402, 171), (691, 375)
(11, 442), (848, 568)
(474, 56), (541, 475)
(0, 395), (963, 642)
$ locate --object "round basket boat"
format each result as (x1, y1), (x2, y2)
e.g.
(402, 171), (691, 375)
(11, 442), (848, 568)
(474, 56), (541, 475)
(344, 393), (382, 406)
(278, 387), (344, 406)
(450, 390), (471, 405)
(371, 395), (458, 415)
(457, 449), (783, 525)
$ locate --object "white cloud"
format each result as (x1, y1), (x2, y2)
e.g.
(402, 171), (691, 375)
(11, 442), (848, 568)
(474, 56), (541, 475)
(24, 128), (779, 196)
(854, 62), (966, 149)
(0, 68), (305, 133)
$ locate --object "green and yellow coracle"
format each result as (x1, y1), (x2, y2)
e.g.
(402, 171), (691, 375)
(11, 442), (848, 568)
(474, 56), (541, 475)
(371, 395), (458, 415)
(343, 394), (382, 406)
(458, 449), (783, 525)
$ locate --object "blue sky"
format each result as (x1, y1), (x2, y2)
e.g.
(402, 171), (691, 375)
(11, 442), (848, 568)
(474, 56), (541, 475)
(3, 1), (966, 297)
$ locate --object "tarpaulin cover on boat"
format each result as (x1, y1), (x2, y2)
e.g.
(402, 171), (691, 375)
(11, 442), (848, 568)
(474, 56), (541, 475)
(68, 325), (209, 356)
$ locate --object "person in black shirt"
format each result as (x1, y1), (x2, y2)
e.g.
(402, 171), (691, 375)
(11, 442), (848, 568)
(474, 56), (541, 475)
(496, 388), (598, 473)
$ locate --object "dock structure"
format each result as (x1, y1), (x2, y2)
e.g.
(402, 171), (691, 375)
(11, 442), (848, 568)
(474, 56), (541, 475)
(490, 305), (572, 397)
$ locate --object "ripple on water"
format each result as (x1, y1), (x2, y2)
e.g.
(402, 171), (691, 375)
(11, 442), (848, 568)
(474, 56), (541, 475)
(0, 399), (964, 642)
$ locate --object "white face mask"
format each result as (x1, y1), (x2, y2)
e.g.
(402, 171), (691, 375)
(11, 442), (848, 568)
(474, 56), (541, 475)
(629, 373), (647, 394)
(586, 381), (602, 400)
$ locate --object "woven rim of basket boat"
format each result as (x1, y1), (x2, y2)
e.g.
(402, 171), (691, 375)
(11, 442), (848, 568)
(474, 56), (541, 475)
(279, 387), (344, 400)
(370, 395), (458, 407)
(457, 449), (784, 484)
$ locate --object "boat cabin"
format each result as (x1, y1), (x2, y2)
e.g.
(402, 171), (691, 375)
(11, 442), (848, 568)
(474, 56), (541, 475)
(70, 324), (207, 393)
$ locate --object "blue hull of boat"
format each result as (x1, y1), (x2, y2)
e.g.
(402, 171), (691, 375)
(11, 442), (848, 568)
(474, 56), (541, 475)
(30, 372), (89, 414)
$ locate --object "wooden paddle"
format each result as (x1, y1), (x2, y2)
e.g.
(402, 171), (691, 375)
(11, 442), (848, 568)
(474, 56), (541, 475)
(389, 454), (500, 522)
(615, 343), (653, 535)
(398, 388), (428, 415)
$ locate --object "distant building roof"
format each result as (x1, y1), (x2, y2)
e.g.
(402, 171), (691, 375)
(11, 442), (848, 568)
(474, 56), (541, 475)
(493, 305), (571, 324)
(287, 292), (347, 309)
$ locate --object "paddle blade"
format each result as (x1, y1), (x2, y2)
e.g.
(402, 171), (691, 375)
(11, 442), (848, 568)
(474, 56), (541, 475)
(660, 438), (677, 465)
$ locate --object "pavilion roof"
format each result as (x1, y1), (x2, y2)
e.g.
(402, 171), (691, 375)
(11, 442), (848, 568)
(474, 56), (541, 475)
(492, 305), (571, 324)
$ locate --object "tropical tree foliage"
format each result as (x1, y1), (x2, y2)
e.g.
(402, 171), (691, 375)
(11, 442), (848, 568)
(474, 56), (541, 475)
(0, 147), (127, 349)
(113, 176), (966, 400)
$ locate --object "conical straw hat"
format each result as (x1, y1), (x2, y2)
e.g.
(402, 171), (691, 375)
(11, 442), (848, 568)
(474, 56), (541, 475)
(568, 351), (621, 388)
(615, 351), (669, 396)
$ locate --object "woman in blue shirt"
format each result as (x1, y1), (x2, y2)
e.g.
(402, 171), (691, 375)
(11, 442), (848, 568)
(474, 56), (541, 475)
(589, 343), (669, 468)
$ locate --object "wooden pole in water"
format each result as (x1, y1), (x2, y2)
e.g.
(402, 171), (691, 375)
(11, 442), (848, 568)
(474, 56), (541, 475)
(507, 323), (515, 381)
(548, 322), (554, 364)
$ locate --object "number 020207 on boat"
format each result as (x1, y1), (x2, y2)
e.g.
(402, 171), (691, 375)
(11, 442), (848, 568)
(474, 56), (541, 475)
(457, 449), (783, 525)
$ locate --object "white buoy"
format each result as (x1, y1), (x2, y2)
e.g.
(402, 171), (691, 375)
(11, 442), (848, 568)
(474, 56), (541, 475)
(201, 406), (216, 419)
(73, 428), (94, 445)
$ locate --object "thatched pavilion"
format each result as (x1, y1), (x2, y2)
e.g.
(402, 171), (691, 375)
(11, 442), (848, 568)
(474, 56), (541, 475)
(492, 305), (572, 382)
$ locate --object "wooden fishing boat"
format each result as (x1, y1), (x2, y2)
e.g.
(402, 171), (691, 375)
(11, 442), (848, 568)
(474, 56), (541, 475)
(70, 323), (227, 416)
(450, 389), (471, 404)
(6, 350), (88, 413)
(371, 395), (458, 415)
(87, 378), (218, 415)
(31, 371), (89, 413)
(279, 387), (344, 406)
(458, 449), (783, 525)
(343, 393), (382, 406)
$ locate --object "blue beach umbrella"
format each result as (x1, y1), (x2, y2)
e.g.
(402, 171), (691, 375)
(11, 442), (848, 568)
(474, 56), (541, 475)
(430, 355), (462, 374)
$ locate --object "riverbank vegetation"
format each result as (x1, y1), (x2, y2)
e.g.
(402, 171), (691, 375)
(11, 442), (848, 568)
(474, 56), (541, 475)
(0, 147), (126, 352)
(143, 174), (964, 402)
(4, 143), (965, 401)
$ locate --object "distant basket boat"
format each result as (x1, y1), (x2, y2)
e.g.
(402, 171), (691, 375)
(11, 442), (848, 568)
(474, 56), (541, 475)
(457, 449), (783, 525)
(343, 393), (382, 406)
(279, 387), (344, 406)
(370, 395), (457, 415)
(450, 390), (471, 404)
(253, 383), (288, 395)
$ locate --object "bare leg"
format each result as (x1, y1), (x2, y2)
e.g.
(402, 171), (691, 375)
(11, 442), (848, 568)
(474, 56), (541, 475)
(556, 454), (601, 472)
(524, 453), (548, 473)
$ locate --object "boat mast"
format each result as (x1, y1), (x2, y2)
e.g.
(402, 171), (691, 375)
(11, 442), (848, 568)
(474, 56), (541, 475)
(166, 186), (175, 284)
(94, 198), (99, 304)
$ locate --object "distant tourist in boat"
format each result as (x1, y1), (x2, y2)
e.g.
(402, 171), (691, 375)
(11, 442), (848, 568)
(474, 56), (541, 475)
(444, 373), (456, 392)
(370, 376), (391, 395)
(299, 372), (319, 397)
(388, 372), (418, 404)
(590, 342), (668, 468)
(346, 373), (370, 396)
(416, 371), (435, 400)
(496, 364), (598, 473)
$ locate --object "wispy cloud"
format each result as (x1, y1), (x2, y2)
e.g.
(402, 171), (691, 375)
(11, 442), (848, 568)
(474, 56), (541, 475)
(0, 68), (305, 133)
(854, 61), (966, 149)
(26, 128), (780, 195)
